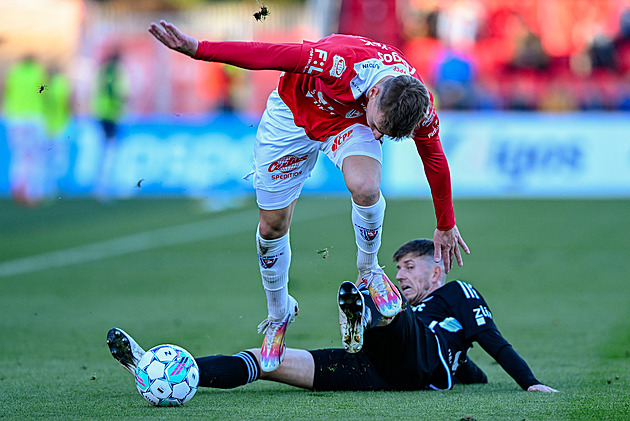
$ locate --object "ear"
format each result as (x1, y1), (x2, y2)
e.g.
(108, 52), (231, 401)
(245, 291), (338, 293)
(367, 84), (380, 100)
(431, 265), (443, 285)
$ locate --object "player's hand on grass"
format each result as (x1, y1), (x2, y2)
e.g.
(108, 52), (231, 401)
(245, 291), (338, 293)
(433, 225), (470, 274)
(527, 384), (559, 393)
(148, 20), (199, 57)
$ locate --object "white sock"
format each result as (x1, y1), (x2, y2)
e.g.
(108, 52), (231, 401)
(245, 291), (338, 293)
(352, 193), (386, 275)
(256, 226), (291, 320)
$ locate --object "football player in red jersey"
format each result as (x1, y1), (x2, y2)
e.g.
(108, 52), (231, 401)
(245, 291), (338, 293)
(148, 20), (470, 372)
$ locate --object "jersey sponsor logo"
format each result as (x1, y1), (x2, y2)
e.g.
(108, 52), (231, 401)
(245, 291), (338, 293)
(258, 253), (283, 268)
(360, 39), (389, 50)
(422, 107), (436, 126)
(268, 154), (308, 173)
(345, 109), (363, 118)
(427, 122), (439, 138)
(438, 316), (463, 333)
(306, 89), (336, 115)
(350, 79), (362, 92)
(421, 107), (436, 127)
(473, 305), (492, 326)
(331, 129), (353, 154)
(456, 281), (480, 299)
(354, 223), (380, 242)
(392, 65), (407, 74)
(306, 48), (328, 74)
(330, 54), (346, 78)
(376, 51), (416, 75)
(361, 62), (380, 69)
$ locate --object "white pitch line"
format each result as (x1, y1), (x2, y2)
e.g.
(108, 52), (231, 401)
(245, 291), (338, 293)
(0, 205), (344, 279)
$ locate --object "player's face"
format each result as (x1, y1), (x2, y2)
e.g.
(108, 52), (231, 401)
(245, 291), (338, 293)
(366, 86), (387, 140)
(395, 253), (440, 306)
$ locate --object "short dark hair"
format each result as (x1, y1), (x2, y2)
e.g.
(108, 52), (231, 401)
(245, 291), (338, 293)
(393, 238), (434, 262)
(378, 75), (429, 139)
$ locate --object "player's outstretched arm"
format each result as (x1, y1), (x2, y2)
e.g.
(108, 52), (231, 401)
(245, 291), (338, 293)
(148, 20), (199, 57)
(433, 225), (470, 273)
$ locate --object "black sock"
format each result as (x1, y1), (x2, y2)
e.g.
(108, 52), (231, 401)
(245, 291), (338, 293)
(196, 351), (260, 389)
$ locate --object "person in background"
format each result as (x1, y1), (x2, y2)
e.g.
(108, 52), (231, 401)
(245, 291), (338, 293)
(92, 51), (129, 199)
(2, 55), (49, 205)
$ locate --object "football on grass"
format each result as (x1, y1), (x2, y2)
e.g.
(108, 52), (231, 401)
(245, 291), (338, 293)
(134, 344), (199, 406)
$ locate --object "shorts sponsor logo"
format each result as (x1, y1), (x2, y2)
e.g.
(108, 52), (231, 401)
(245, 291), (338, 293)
(330, 54), (346, 78)
(271, 171), (302, 181)
(331, 129), (353, 154)
(355, 223), (380, 241)
(268, 154), (308, 173)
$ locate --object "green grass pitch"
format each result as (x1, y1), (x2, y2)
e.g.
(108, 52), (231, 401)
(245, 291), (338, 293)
(0, 196), (629, 420)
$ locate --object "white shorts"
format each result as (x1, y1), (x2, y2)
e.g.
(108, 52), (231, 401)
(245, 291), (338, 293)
(250, 90), (382, 210)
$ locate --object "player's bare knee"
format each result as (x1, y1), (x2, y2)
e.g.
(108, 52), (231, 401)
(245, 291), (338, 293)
(349, 186), (380, 207)
(258, 218), (290, 239)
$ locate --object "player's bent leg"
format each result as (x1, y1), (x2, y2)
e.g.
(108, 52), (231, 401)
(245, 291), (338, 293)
(106, 328), (146, 374)
(257, 295), (299, 372)
(251, 347), (315, 389)
(257, 206), (294, 320)
(358, 268), (402, 318)
(196, 351), (261, 389)
(256, 203), (298, 372)
(341, 155), (400, 316)
(342, 154), (381, 207)
(351, 194), (386, 272)
(338, 281), (370, 353)
(258, 201), (296, 239)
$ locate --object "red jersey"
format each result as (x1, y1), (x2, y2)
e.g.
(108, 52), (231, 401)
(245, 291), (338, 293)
(194, 35), (455, 230)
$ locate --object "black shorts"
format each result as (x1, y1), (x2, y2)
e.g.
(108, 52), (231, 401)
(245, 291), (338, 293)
(309, 348), (396, 391)
(310, 304), (451, 391)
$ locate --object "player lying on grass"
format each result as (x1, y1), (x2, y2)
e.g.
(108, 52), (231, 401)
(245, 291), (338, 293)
(148, 20), (470, 372)
(107, 239), (556, 392)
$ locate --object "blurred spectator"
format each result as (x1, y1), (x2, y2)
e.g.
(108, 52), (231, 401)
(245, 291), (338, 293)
(433, 47), (475, 109)
(92, 51), (129, 199)
(44, 67), (73, 138)
(2, 55), (49, 205)
(588, 31), (619, 70)
(614, 7), (630, 75)
(400, 0), (629, 111)
(216, 64), (248, 113)
(44, 66), (73, 197)
(510, 29), (549, 72)
(92, 51), (128, 143)
(436, 0), (484, 49)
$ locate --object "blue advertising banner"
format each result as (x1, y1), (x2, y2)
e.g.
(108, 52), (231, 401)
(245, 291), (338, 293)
(383, 112), (630, 197)
(1, 112), (629, 200)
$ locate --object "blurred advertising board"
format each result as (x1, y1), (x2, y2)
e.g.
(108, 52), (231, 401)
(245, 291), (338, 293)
(0, 112), (629, 200)
(384, 112), (630, 197)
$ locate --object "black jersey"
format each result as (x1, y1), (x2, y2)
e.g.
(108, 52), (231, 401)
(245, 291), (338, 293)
(413, 280), (540, 390)
(414, 281), (495, 364)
